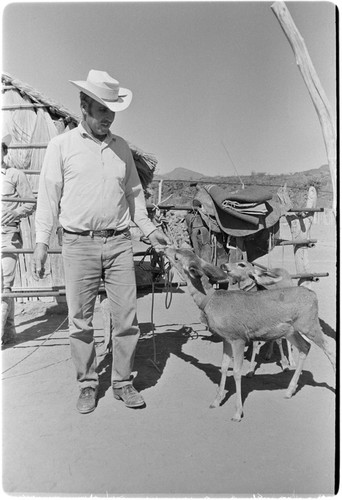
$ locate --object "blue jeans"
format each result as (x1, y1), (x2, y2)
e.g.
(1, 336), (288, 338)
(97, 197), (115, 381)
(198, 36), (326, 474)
(62, 229), (140, 390)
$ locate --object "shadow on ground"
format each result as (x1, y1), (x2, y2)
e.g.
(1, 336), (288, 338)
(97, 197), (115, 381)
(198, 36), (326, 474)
(4, 300), (336, 411)
(2, 303), (70, 350)
(319, 318), (336, 340)
(95, 323), (335, 406)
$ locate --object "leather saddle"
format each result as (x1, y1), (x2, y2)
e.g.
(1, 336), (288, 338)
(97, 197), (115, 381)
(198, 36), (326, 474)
(187, 184), (292, 263)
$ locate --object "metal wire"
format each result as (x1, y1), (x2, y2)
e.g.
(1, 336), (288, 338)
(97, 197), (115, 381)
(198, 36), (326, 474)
(2, 315), (69, 376)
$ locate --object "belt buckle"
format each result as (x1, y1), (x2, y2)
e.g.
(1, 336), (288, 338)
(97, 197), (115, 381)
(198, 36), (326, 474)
(97, 229), (116, 238)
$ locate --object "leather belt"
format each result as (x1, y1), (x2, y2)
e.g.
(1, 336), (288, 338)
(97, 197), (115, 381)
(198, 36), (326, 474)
(63, 228), (128, 238)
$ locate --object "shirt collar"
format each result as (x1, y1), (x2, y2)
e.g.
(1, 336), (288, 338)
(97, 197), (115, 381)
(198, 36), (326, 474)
(78, 122), (115, 145)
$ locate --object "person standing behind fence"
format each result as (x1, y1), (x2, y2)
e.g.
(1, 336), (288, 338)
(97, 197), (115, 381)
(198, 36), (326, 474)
(31, 70), (169, 414)
(1, 134), (36, 345)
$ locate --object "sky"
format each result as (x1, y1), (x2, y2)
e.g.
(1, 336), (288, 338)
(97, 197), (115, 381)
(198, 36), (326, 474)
(1, 0), (337, 178)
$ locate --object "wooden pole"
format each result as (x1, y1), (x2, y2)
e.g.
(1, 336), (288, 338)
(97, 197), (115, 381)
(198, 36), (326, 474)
(286, 186), (317, 288)
(145, 203), (324, 213)
(7, 143), (48, 149)
(158, 179), (164, 204)
(271, 1), (337, 215)
(2, 104), (48, 110)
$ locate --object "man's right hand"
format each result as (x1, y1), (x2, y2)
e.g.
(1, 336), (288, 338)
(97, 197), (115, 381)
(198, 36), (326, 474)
(31, 243), (48, 280)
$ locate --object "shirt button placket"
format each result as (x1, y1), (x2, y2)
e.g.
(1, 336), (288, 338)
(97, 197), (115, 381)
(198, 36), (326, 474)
(101, 146), (106, 226)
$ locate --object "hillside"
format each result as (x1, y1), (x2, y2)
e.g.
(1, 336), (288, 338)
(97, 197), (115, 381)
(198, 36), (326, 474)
(156, 167), (204, 181)
(152, 165), (333, 208)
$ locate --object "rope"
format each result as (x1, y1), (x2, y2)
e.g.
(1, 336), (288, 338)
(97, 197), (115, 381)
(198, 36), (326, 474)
(2, 357), (71, 380)
(182, 326), (199, 340)
(2, 315), (68, 376)
(221, 140), (245, 190)
(268, 232), (272, 268)
(138, 244), (174, 372)
(163, 261), (174, 310)
(149, 280), (160, 371)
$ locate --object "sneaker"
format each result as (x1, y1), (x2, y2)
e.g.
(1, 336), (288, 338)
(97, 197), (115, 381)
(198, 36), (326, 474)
(113, 385), (145, 408)
(76, 387), (98, 414)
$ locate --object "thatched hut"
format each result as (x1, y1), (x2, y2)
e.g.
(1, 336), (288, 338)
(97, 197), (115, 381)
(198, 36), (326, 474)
(1, 72), (158, 296)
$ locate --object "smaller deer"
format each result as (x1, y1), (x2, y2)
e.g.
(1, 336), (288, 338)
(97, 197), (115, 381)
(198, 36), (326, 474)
(164, 247), (335, 421)
(221, 260), (295, 375)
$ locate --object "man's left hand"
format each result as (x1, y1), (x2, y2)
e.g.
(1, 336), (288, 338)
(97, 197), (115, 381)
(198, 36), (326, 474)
(148, 229), (170, 251)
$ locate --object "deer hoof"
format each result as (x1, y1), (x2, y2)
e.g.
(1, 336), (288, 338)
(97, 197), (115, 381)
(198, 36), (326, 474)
(231, 413), (242, 422)
(246, 370), (255, 378)
(209, 400), (220, 409)
(284, 386), (296, 399)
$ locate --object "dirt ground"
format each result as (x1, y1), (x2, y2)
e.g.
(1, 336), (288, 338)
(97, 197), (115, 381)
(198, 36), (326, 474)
(1, 222), (338, 497)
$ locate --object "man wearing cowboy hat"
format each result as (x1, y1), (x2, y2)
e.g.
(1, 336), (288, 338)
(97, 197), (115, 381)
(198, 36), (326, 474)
(2, 134), (36, 344)
(31, 70), (169, 413)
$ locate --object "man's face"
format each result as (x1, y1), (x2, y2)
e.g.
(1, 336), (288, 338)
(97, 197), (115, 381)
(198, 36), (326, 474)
(84, 99), (115, 137)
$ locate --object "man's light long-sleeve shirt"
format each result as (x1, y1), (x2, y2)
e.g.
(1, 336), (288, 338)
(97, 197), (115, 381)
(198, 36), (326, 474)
(35, 124), (156, 245)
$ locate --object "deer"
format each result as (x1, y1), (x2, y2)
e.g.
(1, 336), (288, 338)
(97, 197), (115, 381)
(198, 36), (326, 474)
(164, 246), (335, 422)
(220, 260), (296, 376)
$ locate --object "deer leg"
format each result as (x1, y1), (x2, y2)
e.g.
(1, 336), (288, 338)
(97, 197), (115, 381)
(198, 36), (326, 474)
(246, 341), (263, 377)
(285, 331), (311, 398)
(231, 339), (246, 422)
(264, 339), (291, 370)
(265, 340), (275, 360)
(276, 339), (290, 371)
(296, 311), (335, 372)
(286, 339), (296, 367)
(308, 322), (336, 372)
(210, 340), (232, 408)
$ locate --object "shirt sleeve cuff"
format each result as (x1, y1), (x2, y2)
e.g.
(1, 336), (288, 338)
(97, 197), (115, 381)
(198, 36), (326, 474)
(140, 222), (158, 238)
(35, 232), (51, 247)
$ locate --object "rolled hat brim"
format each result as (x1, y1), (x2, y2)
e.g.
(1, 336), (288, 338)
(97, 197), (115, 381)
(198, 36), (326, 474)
(70, 80), (132, 112)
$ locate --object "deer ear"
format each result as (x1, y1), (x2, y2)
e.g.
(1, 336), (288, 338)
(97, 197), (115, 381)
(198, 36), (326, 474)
(249, 268), (283, 287)
(188, 264), (203, 279)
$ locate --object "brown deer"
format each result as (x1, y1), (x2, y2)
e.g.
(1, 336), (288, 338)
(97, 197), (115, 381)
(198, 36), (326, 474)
(164, 247), (335, 421)
(220, 260), (296, 375)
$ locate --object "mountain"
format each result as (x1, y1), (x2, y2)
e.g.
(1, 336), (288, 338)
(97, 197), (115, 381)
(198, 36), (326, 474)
(156, 164), (330, 181)
(155, 167), (204, 181)
(153, 164), (333, 208)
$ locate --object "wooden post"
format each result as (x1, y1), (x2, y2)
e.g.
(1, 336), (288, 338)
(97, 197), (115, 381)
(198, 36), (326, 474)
(271, 2), (337, 215)
(158, 179), (163, 204)
(286, 186), (317, 288)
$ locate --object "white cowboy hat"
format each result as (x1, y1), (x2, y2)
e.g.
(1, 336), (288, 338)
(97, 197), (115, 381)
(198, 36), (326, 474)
(69, 69), (132, 112)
